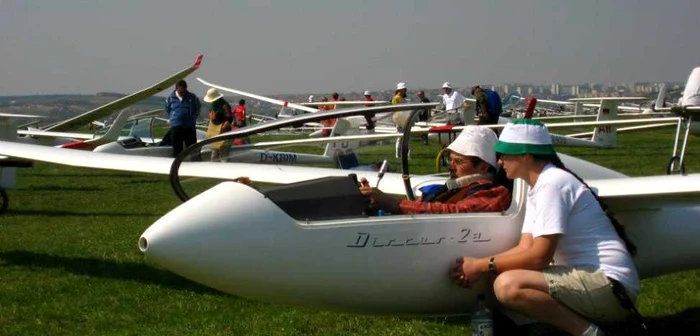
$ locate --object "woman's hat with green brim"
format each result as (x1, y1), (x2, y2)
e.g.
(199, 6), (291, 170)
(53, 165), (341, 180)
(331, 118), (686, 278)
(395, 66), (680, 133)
(494, 119), (556, 155)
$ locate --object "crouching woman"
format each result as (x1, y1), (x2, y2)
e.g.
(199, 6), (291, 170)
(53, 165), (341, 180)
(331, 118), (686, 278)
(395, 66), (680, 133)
(450, 119), (640, 336)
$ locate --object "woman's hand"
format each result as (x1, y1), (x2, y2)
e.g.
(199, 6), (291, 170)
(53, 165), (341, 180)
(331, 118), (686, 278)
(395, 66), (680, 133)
(449, 257), (484, 288)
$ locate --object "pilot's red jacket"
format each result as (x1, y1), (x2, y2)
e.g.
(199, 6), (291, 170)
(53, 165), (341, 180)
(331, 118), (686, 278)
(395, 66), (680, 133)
(398, 180), (511, 214)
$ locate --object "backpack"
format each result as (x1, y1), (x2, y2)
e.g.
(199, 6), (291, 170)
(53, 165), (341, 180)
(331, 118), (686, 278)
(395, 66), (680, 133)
(484, 89), (502, 120)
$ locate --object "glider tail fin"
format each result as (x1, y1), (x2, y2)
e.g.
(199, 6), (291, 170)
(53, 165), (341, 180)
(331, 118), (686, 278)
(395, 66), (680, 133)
(322, 119), (359, 158)
(591, 100), (618, 148)
(654, 83), (667, 110)
(85, 109), (131, 146)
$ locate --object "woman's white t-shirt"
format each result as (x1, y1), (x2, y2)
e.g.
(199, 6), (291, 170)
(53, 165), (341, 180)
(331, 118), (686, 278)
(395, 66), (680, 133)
(522, 164), (640, 296)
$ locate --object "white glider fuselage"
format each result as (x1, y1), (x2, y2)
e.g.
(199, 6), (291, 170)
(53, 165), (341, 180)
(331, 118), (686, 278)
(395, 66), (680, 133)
(140, 181), (526, 315)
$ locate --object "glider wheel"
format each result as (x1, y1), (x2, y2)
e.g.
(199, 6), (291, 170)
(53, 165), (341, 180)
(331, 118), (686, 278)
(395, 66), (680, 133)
(666, 156), (686, 175)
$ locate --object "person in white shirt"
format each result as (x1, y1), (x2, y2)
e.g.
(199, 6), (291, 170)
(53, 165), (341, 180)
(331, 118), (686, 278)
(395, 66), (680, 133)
(450, 119), (641, 336)
(440, 82), (468, 124)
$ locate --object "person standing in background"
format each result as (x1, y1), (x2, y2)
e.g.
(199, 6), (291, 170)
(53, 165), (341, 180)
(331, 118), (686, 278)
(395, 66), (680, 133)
(165, 80), (201, 157)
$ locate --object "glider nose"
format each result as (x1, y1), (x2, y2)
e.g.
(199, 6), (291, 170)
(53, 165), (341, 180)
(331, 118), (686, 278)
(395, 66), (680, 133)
(139, 182), (244, 266)
(138, 236), (149, 252)
(138, 181), (282, 288)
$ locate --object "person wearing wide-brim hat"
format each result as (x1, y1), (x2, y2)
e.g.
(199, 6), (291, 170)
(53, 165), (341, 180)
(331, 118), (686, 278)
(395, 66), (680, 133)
(450, 119), (642, 336)
(203, 88), (232, 161)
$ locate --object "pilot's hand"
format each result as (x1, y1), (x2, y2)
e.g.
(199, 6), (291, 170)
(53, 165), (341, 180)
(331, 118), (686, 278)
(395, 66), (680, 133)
(359, 186), (373, 196)
(233, 176), (253, 186)
(359, 178), (374, 199)
(359, 183), (399, 213)
(360, 177), (370, 188)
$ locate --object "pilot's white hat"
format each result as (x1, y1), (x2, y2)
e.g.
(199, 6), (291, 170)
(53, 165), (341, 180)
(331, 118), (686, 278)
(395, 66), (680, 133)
(396, 82), (407, 90)
(446, 126), (498, 168)
(442, 82), (452, 89)
(203, 88), (223, 103)
(364, 91), (371, 96)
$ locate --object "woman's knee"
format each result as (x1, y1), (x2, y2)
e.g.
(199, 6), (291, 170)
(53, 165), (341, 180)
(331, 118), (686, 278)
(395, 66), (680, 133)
(493, 270), (548, 304)
(493, 271), (522, 305)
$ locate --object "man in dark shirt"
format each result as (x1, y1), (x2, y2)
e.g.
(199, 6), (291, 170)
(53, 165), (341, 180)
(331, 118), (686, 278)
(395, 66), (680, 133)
(471, 85), (497, 125)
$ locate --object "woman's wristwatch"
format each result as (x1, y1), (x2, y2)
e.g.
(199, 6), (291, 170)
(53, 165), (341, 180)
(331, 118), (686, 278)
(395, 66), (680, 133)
(488, 257), (498, 274)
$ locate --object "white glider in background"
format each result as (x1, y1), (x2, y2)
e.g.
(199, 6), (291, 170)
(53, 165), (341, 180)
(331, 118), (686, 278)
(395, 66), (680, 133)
(44, 55), (204, 133)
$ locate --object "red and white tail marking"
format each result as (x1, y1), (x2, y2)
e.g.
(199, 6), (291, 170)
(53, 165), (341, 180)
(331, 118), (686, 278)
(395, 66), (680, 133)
(524, 97), (537, 119)
(193, 54), (204, 68)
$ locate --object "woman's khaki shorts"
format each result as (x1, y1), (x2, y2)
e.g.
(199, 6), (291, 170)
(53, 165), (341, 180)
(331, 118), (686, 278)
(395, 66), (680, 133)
(544, 266), (630, 322)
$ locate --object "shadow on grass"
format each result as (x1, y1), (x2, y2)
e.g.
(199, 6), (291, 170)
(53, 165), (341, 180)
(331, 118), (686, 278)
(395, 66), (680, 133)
(122, 179), (167, 185)
(5, 209), (163, 217)
(20, 185), (104, 192)
(434, 308), (700, 335)
(22, 173), (136, 178)
(0, 250), (225, 296)
(643, 308), (700, 335)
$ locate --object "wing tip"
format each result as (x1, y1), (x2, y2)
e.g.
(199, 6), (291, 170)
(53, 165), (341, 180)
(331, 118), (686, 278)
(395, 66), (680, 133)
(193, 54), (204, 68)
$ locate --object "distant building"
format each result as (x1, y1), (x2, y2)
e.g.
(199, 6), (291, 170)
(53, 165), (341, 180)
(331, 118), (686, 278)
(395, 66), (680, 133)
(502, 85), (510, 95)
(571, 85), (580, 96)
(550, 84), (560, 95)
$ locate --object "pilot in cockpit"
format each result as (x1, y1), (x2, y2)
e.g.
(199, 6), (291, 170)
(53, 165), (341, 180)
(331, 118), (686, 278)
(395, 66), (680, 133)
(360, 126), (511, 214)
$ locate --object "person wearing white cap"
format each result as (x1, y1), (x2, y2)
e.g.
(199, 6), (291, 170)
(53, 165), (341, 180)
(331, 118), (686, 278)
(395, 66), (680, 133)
(440, 81), (469, 125)
(308, 95), (315, 103)
(450, 119), (641, 336)
(203, 88), (232, 161)
(361, 90), (377, 131)
(363, 91), (374, 107)
(391, 82), (411, 158)
(359, 126), (510, 214)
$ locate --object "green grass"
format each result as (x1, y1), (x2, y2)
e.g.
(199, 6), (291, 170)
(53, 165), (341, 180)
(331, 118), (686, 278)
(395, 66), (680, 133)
(1, 128), (699, 335)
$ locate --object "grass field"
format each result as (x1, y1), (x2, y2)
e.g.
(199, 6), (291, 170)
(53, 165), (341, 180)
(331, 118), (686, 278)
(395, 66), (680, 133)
(1, 127), (699, 335)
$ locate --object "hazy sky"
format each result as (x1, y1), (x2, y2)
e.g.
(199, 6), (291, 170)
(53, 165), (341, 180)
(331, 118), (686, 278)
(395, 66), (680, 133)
(1, 0), (698, 96)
